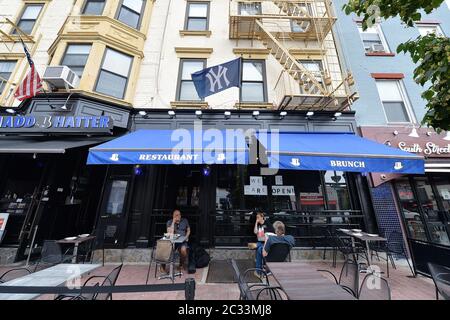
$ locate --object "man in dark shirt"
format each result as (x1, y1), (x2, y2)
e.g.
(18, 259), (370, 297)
(166, 209), (190, 271)
(255, 221), (295, 277)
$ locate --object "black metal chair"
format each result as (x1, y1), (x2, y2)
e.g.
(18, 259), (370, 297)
(318, 258), (360, 298)
(231, 259), (270, 300)
(264, 243), (292, 263)
(335, 234), (369, 265)
(358, 272), (392, 300)
(55, 264), (123, 300)
(255, 286), (288, 300)
(32, 240), (77, 272)
(0, 267), (32, 283)
(427, 262), (450, 300)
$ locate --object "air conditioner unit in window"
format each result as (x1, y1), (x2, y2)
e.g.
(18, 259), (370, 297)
(43, 66), (79, 90)
(371, 44), (386, 52)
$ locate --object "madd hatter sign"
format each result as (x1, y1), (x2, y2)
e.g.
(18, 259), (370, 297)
(0, 115), (113, 134)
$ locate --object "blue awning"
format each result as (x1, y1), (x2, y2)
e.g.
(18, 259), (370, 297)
(87, 129), (248, 165)
(257, 131), (424, 174)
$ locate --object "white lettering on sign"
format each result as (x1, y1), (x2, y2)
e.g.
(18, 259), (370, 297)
(272, 186), (295, 196)
(244, 185), (268, 196)
(249, 176), (263, 186)
(330, 160), (366, 168)
(398, 142), (450, 155)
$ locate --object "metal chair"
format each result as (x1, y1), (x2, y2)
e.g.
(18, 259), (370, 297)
(427, 262), (450, 300)
(55, 264), (123, 300)
(152, 239), (180, 283)
(318, 258), (360, 298)
(335, 234), (369, 265)
(264, 243), (292, 263)
(32, 240), (77, 272)
(255, 286), (288, 300)
(231, 259), (270, 300)
(358, 272), (392, 300)
(0, 267), (31, 283)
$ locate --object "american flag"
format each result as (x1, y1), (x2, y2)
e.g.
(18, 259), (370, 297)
(14, 40), (43, 101)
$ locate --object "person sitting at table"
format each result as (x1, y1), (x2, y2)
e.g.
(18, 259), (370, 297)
(255, 221), (295, 278)
(161, 209), (190, 273)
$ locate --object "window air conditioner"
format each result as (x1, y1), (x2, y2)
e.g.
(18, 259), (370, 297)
(371, 44), (386, 52)
(43, 66), (80, 90)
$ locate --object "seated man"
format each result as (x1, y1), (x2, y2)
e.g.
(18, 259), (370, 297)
(255, 221), (295, 277)
(164, 209), (190, 272)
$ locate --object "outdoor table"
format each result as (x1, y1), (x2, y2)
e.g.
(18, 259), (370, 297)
(266, 262), (357, 300)
(56, 235), (96, 263)
(0, 263), (100, 300)
(337, 228), (386, 266)
(159, 235), (187, 282)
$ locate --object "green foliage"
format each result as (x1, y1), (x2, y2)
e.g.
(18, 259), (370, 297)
(343, 0), (450, 131)
(397, 35), (450, 131)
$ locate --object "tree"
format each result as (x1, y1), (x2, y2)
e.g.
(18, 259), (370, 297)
(343, 0), (450, 132)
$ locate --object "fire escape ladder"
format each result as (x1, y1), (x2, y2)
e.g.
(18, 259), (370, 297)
(255, 19), (327, 96)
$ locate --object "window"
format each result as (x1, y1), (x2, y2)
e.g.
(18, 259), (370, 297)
(0, 61), (16, 95)
(61, 44), (92, 79)
(82, 0), (106, 15)
(298, 59), (323, 88)
(238, 2), (261, 15)
(184, 2), (209, 31)
(95, 48), (133, 99)
(176, 59), (205, 101)
(105, 180), (128, 215)
(117, 0), (145, 29)
(357, 23), (389, 53)
(376, 80), (413, 123)
(290, 3), (313, 32)
(240, 60), (267, 102)
(416, 23), (445, 37)
(12, 4), (44, 35)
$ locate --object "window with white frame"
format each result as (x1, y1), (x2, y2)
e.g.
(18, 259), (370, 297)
(290, 3), (313, 32)
(0, 61), (17, 95)
(185, 2), (209, 31)
(357, 23), (389, 53)
(416, 23), (445, 37)
(12, 4), (44, 35)
(176, 59), (206, 101)
(238, 2), (261, 15)
(117, 0), (145, 29)
(376, 80), (414, 123)
(96, 48), (133, 99)
(61, 44), (92, 79)
(82, 0), (106, 15)
(298, 59), (323, 93)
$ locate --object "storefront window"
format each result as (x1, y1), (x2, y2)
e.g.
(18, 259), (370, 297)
(105, 180), (128, 215)
(395, 179), (427, 242)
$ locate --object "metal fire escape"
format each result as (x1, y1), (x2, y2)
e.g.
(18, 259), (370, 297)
(229, 0), (358, 111)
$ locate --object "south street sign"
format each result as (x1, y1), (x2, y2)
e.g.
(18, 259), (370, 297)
(0, 115), (113, 134)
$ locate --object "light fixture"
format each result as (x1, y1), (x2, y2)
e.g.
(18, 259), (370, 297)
(202, 165), (211, 177)
(306, 111), (314, 117)
(33, 153), (37, 159)
(252, 110), (260, 119)
(139, 111), (147, 116)
(426, 132), (432, 136)
(5, 108), (15, 114)
(134, 165), (144, 176)
(195, 110), (202, 119)
(224, 111), (231, 119)
(168, 110), (176, 118)
(279, 111), (287, 119)
(334, 112), (342, 118)
(408, 127), (419, 138)
(443, 132), (450, 141)
(393, 130), (399, 136)
(384, 140), (392, 146)
(60, 105), (68, 111)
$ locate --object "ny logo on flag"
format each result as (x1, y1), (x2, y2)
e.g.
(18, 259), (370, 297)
(206, 66), (230, 93)
(191, 58), (241, 99)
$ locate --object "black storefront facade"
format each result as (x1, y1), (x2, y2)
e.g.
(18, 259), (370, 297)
(0, 94), (130, 262)
(93, 109), (380, 252)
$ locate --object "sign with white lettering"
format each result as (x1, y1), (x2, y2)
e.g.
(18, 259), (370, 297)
(272, 185), (295, 196)
(0, 115), (113, 135)
(398, 142), (450, 155)
(244, 185), (268, 196)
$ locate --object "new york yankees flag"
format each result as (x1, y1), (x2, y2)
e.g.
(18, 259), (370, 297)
(191, 58), (241, 99)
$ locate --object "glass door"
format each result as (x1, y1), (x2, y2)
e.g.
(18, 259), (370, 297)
(430, 176), (450, 245)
